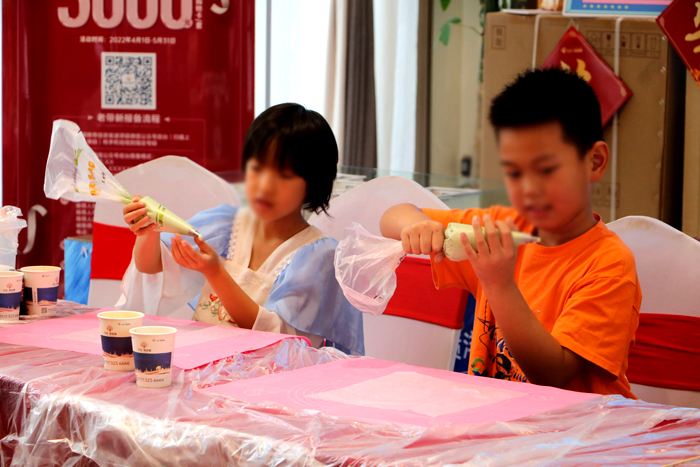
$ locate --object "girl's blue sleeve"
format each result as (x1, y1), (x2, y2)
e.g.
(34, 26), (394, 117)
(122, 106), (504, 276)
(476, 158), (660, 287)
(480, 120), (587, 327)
(264, 237), (365, 356)
(161, 203), (237, 257)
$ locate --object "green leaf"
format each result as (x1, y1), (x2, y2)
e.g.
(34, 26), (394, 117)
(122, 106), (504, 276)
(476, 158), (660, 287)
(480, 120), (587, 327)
(438, 22), (451, 45)
(448, 17), (461, 24)
(440, 0), (451, 11)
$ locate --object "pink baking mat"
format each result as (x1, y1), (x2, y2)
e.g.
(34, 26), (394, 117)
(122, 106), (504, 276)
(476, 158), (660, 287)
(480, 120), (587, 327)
(0, 310), (310, 370)
(198, 358), (600, 427)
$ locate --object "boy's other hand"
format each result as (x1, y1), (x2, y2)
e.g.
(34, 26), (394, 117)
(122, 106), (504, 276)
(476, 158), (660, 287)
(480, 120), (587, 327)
(461, 215), (517, 288)
(171, 234), (222, 278)
(123, 195), (157, 236)
(400, 219), (446, 263)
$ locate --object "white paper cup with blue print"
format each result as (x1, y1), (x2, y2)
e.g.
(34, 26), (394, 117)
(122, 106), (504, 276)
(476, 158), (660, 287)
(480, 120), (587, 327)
(0, 271), (24, 320)
(130, 326), (177, 388)
(19, 266), (61, 316)
(98, 311), (144, 371)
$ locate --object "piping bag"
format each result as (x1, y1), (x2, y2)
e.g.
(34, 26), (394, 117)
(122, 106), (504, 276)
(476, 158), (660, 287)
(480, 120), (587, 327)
(442, 222), (540, 262)
(335, 222), (540, 315)
(43, 119), (202, 239)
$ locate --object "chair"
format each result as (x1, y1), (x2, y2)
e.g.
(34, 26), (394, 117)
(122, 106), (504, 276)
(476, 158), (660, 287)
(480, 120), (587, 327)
(310, 176), (469, 370)
(89, 156), (240, 309)
(608, 216), (700, 408)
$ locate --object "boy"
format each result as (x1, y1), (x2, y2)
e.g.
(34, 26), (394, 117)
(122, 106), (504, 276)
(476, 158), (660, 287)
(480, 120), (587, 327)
(380, 68), (640, 397)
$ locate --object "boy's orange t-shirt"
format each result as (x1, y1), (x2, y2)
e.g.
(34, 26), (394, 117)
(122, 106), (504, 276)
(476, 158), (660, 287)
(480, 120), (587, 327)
(423, 206), (641, 398)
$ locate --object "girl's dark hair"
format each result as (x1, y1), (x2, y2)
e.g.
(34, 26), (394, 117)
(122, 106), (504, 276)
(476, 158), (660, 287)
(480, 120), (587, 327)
(242, 103), (338, 215)
(489, 68), (603, 158)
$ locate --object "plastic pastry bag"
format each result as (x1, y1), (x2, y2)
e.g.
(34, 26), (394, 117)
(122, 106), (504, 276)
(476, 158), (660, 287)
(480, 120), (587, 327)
(334, 224), (406, 315)
(44, 119), (202, 238)
(335, 221), (541, 315)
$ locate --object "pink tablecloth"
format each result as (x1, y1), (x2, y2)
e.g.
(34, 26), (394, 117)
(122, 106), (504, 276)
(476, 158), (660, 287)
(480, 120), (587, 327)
(0, 309), (310, 369)
(1, 303), (699, 466)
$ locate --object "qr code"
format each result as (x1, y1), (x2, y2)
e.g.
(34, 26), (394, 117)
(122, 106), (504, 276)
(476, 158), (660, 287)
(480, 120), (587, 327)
(101, 52), (156, 110)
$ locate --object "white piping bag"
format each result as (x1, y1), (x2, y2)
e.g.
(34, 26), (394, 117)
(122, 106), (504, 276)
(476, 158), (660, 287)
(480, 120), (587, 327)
(44, 119), (202, 239)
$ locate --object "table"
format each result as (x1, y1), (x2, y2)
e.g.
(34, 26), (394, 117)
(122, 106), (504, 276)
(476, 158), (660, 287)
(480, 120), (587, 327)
(1, 304), (700, 466)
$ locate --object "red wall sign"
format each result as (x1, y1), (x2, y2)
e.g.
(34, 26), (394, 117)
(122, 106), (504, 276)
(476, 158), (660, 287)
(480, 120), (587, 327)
(3, 0), (254, 274)
(542, 27), (632, 126)
(658, 0), (700, 87)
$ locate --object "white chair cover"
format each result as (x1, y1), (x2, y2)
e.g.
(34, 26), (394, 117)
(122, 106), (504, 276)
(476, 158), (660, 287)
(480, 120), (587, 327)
(309, 176), (448, 239)
(311, 175), (460, 370)
(608, 216), (700, 408)
(89, 156), (239, 309)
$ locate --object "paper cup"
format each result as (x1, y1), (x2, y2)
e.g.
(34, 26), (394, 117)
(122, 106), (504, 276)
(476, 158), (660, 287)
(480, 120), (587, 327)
(98, 311), (144, 371)
(130, 326), (177, 388)
(0, 271), (24, 320)
(19, 266), (61, 316)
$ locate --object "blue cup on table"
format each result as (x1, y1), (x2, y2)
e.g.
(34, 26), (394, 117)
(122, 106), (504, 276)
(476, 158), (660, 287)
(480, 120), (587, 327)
(19, 266), (61, 316)
(130, 326), (177, 388)
(0, 271), (23, 320)
(98, 311), (144, 371)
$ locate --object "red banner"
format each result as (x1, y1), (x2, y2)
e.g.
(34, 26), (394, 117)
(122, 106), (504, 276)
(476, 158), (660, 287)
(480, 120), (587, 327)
(658, 0), (700, 87)
(542, 27), (632, 126)
(627, 313), (700, 391)
(3, 0), (254, 276)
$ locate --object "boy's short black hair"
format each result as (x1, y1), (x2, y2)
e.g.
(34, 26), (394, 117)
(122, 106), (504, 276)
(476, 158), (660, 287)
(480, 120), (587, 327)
(242, 103), (337, 215)
(489, 68), (603, 157)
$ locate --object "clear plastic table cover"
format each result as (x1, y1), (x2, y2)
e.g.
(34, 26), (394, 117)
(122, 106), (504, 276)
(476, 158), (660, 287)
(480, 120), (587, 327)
(1, 304), (700, 466)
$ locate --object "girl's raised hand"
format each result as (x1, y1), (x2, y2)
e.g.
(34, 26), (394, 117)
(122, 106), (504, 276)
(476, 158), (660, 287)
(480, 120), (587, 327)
(170, 234), (222, 278)
(123, 195), (157, 236)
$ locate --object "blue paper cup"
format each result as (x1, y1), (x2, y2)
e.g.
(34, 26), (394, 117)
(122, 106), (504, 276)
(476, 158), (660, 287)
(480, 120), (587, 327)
(0, 271), (23, 320)
(19, 266), (61, 316)
(130, 326), (177, 388)
(98, 311), (144, 371)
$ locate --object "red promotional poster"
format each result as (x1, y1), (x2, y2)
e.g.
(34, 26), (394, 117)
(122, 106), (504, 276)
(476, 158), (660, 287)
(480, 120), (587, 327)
(3, 1), (254, 274)
(657, 0), (700, 87)
(542, 27), (632, 126)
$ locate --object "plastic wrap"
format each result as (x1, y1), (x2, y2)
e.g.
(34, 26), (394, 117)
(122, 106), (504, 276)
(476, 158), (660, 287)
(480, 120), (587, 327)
(1, 304), (700, 466)
(334, 224), (406, 315)
(0, 207), (27, 269)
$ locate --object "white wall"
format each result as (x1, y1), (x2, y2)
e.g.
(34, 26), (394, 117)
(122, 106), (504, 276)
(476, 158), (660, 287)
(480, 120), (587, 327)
(430, 0), (482, 177)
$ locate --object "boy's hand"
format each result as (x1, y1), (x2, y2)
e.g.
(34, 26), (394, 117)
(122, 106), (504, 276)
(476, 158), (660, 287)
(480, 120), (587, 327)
(171, 234), (222, 278)
(461, 215), (519, 288)
(123, 195), (157, 236)
(400, 219), (446, 263)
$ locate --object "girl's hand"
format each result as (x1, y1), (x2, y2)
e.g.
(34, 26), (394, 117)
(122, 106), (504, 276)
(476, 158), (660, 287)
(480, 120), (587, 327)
(170, 234), (222, 278)
(123, 195), (157, 236)
(400, 219), (446, 262)
(461, 215), (519, 289)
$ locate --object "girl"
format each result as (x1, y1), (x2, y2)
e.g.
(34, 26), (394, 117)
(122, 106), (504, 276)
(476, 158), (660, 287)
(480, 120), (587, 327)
(118, 104), (364, 355)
